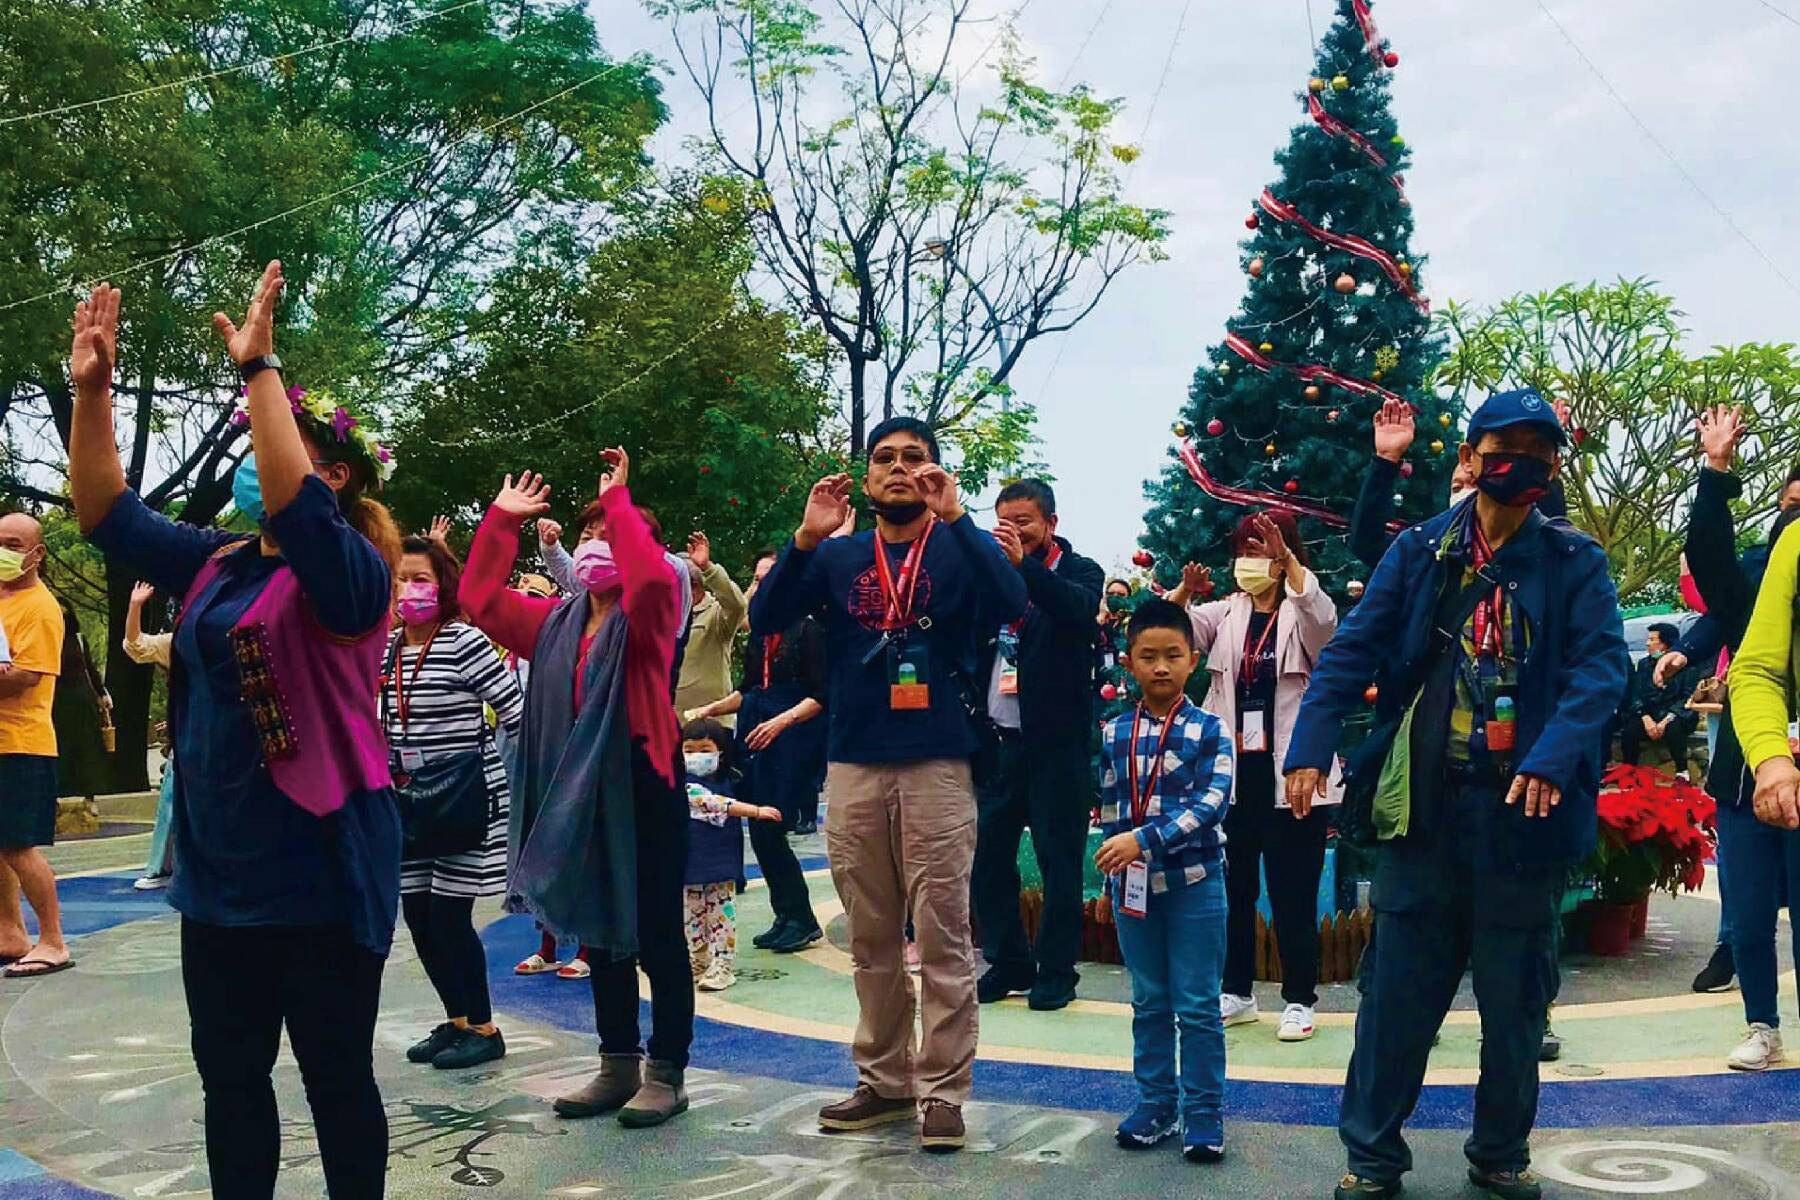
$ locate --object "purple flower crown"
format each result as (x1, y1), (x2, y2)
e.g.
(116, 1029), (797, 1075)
(231, 385), (394, 484)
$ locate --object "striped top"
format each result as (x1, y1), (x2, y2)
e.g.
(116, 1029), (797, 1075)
(1097, 702), (1235, 894)
(382, 621), (525, 897)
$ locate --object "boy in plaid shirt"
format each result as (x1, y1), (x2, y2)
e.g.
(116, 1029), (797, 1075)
(1094, 598), (1235, 1163)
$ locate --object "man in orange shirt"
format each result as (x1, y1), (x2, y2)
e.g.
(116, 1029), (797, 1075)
(0, 512), (71, 978)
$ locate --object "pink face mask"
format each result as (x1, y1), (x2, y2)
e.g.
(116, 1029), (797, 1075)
(1679, 573), (1705, 614)
(396, 581), (441, 626)
(573, 540), (621, 594)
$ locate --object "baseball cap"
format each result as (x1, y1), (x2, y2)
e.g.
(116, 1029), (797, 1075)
(1465, 388), (1568, 449)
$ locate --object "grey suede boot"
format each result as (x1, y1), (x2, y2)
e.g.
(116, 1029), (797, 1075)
(617, 1059), (689, 1128)
(553, 1053), (642, 1119)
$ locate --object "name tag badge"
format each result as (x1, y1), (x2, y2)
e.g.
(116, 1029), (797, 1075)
(889, 638), (931, 712)
(1238, 707), (1268, 754)
(998, 661), (1020, 696)
(1121, 860), (1150, 918)
(399, 747), (426, 772)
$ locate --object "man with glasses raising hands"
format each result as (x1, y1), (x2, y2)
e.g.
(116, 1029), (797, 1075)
(751, 417), (1026, 1154)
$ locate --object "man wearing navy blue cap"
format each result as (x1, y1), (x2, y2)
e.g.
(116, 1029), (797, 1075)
(1285, 388), (1629, 1200)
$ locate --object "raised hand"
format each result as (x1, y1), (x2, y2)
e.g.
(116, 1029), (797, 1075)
(428, 515), (452, 546)
(1249, 513), (1290, 565)
(494, 472), (553, 519)
(832, 505), (858, 539)
(1372, 398), (1415, 463)
(993, 520), (1025, 567)
(913, 463), (965, 523)
(536, 518), (563, 548)
(1551, 396), (1574, 428)
(687, 531), (712, 572)
(597, 447), (630, 498)
(129, 581), (155, 608)
(796, 474), (852, 550)
(70, 283), (121, 398)
(1696, 404), (1746, 473)
(1181, 562), (1213, 598)
(212, 260), (284, 367)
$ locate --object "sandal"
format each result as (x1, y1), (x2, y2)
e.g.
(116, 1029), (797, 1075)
(515, 953), (562, 976)
(4, 954), (74, 980)
(556, 958), (592, 981)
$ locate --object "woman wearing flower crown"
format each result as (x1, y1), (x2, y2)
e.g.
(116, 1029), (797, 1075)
(69, 262), (402, 1200)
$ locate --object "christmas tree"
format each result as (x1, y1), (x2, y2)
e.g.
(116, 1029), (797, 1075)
(1139, 0), (1456, 604)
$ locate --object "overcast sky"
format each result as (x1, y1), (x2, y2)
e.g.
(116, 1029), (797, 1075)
(593, 0), (1800, 570)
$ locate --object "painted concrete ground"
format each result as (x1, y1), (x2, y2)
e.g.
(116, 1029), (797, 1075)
(4, 826), (1800, 1198)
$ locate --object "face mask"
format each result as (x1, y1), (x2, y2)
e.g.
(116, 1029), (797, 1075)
(1106, 594), (1129, 614)
(1234, 557), (1279, 595)
(684, 751), (721, 778)
(871, 498), (929, 525)
(0, 547), (29, 583)
(1474, 452), (1553, 508)
(1449, 487), (1477, 509)
(573, 540), (621, 594)
(232, 454), (266, 526)
(396, 581), (441, 626)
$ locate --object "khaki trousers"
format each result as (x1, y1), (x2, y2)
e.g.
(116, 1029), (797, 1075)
(824, 758), (979, 1105)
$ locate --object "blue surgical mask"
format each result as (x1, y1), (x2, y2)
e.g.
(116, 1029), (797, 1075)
(232, 454), (265, 526)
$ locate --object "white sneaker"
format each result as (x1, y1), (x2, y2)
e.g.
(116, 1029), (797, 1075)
(1277, 1003), (1316, 1042)
(698, 963), (736, 992)
(1728, 1024), (1784, 1071)
(1220, 994), (1259, 1028)
(132, 875), (169, 891)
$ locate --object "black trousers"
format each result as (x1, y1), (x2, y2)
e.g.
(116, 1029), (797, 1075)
(971, 730), (1091, 983)
(1620, 713), (1696, 773)
(1222, 751), (1329, 1006)
(739, 689), (823, 934)
(181, 919), (388, 1200)
(1339, 782), (1561, 1183)
(591, 751), (695, 1068)
(401, 893), (490, 1026)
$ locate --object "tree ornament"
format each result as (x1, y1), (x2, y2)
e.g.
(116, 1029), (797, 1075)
(1391, 134), (1406, 146)
(1327, 408), (1341, 422)
(1309, 77), (1327, 93)
(1218, 363), (1232, 375)
(1375, 345), (1400, 371)
(1363, 685), (1379, 705)
(1370, 369), (1384, 382)
(1100, 683), (1120, 702)
(1245, 213), (1259, 230)
(1438, 412), (1452, 427)
(1206, 418), (1225, 436)
(1132, 549), (1155, 569)
(1429, 439), (1445, 453)
(1264, 442), (1278, 456)
(1172, 420), (1190, 438)
(1284, 479), (1300, 494)
(1334, 273), (1357, 294)
(1331, 74), (1350, 91)
(1303, 384), (1322, 402)
(1397, 261), (1413, 277)
(1248, 257), (1265, 278)
(1399, 462), (1414, 478)
(1384, 50), (1400, 68)
(1258, 341), (1274, 353)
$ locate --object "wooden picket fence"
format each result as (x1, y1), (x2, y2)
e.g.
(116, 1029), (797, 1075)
(1016, 889), (1373, 983)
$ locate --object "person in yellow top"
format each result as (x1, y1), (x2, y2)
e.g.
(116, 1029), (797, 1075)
(0, 512), (71, 978)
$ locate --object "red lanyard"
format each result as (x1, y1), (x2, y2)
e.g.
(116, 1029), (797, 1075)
(872, 519), (937, 630)
(1241, 610), (1278, 684)
(762, 633), (784, 689)
(392, 625), (441, 730)
(1469, 523), (1506, 660)
(1005, 541), (1063, 635)
(1127, 697), (1187, 826)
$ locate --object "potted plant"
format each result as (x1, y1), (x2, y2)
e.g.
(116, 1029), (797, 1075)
(1580, 765), (1716, 957)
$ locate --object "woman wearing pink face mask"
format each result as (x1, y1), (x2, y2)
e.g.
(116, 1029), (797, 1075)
(383, 534), (524, 1070)
(460, 453), (691, 1128)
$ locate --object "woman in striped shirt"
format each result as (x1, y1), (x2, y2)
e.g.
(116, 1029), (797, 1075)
(384, 534), (524, 1070)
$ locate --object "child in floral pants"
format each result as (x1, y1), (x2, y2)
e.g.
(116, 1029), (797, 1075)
(682, 719), (781, 991)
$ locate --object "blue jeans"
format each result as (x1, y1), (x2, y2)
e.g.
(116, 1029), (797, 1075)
(1113, 867), (1228, 1142)
(1717, 802), (1800, 1027)
(144, 766), (176, 878)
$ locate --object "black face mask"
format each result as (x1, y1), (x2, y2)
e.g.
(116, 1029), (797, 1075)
(871, 499), (928, 524)
(1474, 452), (1553, 508)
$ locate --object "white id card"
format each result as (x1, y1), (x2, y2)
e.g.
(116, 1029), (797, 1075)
(1120, 861), (1150, 918)
(1238, 708), (1267, 753)
(399, 747), (426, 772)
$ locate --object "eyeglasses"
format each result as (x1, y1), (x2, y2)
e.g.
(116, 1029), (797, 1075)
(870, 448), (931, 468)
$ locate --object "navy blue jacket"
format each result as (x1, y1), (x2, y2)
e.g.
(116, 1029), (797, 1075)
(1349, 455), (1569, 571)
(1286, 501), (1629, 868)
(974, 537), (1105, 740)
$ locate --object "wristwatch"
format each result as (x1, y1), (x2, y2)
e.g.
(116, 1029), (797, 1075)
(237, 353), (283, 383)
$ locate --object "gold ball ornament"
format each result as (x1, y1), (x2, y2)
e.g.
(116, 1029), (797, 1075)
(1398, 261), (1413, 277)
(1438, 413), (1452, 427)
(1172, 420), (1189, 438)
(1259, 341), (1275, 353)
(1331, 74), (1350, 91)
(1264, 442), (1278, 457)
(1334, 273), (1357, 294)
(1370, 369), (1384, 382)
(1219, 363), (1231, 374)
(1430, 439), (1445, 453)
(1309, 77), (1327, 93)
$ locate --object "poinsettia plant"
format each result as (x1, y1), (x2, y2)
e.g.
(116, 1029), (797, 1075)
(1584, 765), (1717, 902)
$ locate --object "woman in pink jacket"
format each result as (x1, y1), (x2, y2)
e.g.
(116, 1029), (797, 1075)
(1168, 510), (1341, 1045)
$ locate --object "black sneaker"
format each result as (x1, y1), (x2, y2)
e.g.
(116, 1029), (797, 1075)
(406, 1022), (460, 1064)
(768, 923), (824, 954)
(1335, 1174), (1403, 1199)
(1027, 971), (1080, 1011)
(1539, 1024), (1562, 1063)
(432, 1027), (506, 1070)
(977, 964), (1036, 1004)
(793, 819), (818, 836)
(753, 920), (792, 950)
(1693, 942), (1735, 993)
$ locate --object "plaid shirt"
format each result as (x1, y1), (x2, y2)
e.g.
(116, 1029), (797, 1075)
(1098, 701), (1235, 893)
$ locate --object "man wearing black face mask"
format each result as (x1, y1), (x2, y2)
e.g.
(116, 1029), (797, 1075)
(1650, 405), (1800, 1065)
(1285, 389), (1628, 1200)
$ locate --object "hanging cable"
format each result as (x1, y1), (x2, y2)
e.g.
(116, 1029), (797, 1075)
(1135, 0), (1193, 141)
(0, 0), (488, 127)
(1753, 0), (1800, 29)
(1057, 0), (1118, 87)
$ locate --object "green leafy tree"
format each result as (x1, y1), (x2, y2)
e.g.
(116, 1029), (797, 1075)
(646, 0), (1169, 474)
(1437, 279), (1800, 602)
(389, 180), (837, 573)
(1141, 0), (1453, 599)
(0, 0), (662, 787)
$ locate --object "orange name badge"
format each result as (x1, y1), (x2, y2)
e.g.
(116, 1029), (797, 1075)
(888, 640), (931, 711)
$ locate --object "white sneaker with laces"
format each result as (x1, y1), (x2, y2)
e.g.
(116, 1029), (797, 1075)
(698, 963), (737, 992)
(132, 875), (169, 892)
(1728, 1023), (1784, 1071)
(1277, 1003), (1316, 1042)
(1220, 994), (1259, 1028)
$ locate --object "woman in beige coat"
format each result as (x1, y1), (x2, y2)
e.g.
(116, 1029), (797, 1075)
(1168, 510), (1341, 1044)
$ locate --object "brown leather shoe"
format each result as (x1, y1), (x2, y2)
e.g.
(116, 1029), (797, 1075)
(817, 1085), (917, 1132)
(553, 1054), (642, 1119)
(919, 1100), (965, 1153)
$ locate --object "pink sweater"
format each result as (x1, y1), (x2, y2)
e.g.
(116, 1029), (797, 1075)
(463, 487), (681, 786)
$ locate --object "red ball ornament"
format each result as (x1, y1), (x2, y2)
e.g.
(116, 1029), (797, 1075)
(1399, 462), (1414, 478)
(699, 464), (712, 474)
(1248, 257), (1265, 278)
(1303, 384), (1322, 401)
(1245, 213), (1259, 230)
(1363, 685), (1380, 705)
(1132, 549), (1155, 569)
(1283, 479), (1300, 494)
(1100, 683), (1120, 702)
(1384, 50), (1399, 67)
(1334, 273), (1357, 294)
(1206, 418), (1225, 436)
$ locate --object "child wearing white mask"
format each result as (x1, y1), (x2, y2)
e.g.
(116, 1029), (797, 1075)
(681, 718), (782, 991)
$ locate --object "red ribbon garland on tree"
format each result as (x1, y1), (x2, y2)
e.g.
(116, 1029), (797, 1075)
(1221, 332), (1418, 413)
(1258, 189), (1428, 313)
(1306, 96), (1409, 204)
(1352, 0), (1389, 68)
(1177, 440), (1408, 532)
